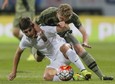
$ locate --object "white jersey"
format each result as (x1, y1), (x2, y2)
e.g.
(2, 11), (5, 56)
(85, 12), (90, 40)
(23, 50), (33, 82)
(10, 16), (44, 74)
(19, 26), (66, 60)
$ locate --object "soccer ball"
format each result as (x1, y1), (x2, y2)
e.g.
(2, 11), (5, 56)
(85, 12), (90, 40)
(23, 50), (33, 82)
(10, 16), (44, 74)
(57, 65), (74, 81)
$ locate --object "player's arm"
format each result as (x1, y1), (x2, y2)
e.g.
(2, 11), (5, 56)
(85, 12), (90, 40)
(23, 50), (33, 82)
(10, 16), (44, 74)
(8, 47), (24, 81)
(79, 25), (91, 48)
(35, 54), (45, 62)
(33, 50), (45, 62)
(34, 21), (70, 33)
(33, 23), (42, 33)
(1, 0), (8, 9)
(73, 13), (91, 48)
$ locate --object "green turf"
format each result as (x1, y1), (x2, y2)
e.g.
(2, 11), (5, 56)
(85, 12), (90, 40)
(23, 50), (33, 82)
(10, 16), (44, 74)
(0, 42), (115, 84)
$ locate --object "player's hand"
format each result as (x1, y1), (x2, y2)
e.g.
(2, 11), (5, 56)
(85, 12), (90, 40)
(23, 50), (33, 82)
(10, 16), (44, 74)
(82, 43), (92, 48)
(57, 21), (69, 31)
(57, 21), (66, 28)
(8, 72), (16, 81)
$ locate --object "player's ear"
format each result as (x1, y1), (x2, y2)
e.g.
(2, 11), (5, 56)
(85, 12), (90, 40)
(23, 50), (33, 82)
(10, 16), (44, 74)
(31, 23), (34, 27)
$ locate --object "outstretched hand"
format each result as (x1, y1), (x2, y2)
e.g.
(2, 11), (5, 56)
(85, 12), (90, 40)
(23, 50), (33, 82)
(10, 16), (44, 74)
(82, 43), (92, 48)
(8, 72), (16, 81)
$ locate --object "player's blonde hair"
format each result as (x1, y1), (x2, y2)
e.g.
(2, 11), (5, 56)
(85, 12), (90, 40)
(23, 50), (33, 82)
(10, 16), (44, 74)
(57, 4), (73, 18)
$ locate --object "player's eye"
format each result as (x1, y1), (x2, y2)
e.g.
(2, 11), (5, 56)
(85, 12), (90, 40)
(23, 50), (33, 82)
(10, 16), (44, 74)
(28, 28), (32, 32)
(24, 31), (28, 33)
(23, 28), (32, 33)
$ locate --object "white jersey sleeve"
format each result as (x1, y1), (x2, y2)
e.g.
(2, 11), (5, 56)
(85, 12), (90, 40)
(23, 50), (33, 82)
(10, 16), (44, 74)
(40, 26), (57, 34)
(19, 35), (32, 50)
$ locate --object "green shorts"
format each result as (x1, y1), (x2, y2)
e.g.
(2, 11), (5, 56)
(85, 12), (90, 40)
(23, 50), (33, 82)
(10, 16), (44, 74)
(13, 11), (35, 28)
(58, 30), (80, 45)
(64, 33), (80, 45)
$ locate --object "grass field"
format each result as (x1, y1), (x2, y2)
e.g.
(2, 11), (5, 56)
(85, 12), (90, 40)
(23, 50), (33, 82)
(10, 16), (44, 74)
(0, 42), (115, 84)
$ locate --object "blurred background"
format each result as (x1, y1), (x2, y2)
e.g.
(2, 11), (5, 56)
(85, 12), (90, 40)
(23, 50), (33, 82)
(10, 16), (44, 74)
(0, 0), (115, 15)
(0, 0), (115, 43)
(0, 0), (115, 83)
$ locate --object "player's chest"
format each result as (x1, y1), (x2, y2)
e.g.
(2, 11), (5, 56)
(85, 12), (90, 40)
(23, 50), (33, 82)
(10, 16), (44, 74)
(31, 38), (46, 49)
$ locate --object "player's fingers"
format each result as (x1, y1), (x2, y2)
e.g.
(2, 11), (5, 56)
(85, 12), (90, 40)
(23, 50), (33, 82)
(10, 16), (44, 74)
(82, 44), (92, 48)
(8, 74), (16, 81)
(8, 76), (14, 81)
(85, 45), (92, 48)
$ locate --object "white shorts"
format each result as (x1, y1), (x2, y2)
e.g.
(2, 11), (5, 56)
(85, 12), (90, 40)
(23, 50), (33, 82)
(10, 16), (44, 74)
(46, 50), (71, 71)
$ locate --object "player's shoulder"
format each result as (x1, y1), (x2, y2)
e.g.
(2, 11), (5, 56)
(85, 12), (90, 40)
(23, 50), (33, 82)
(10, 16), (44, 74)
(45, 7), (58, 11)
(72, 12), (79, 18)
(69, 12), (80, 21)
(21, 35), (29, 42)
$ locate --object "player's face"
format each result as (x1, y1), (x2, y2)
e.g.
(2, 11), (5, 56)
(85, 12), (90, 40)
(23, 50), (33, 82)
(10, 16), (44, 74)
(57, 13), (70, 22)
(22, 25), (37, 38)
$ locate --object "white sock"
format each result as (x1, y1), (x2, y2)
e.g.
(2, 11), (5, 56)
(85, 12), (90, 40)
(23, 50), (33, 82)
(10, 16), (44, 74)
(53, 75), (61, 81)
(66, 49), (85, 71)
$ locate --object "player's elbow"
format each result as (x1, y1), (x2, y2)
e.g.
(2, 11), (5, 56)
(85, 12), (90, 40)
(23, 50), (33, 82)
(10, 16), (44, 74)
(36, 58), (43, 62)
(35, 55), (45, 62)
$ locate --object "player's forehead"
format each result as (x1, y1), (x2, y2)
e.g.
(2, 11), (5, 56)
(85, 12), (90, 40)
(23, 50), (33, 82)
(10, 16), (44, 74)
(23, 27), (32, 32)
(57, 11), (72, 18)
(57, 13), (71, 21)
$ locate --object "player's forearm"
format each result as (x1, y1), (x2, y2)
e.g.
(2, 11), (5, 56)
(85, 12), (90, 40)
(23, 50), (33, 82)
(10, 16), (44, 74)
(12, 53), (21, 73)
(8, 48), (24, 81)
(82, 33), (88, 44)
(36, 51), (45, 62)
(79, 26), (89, 44)
(8, 54), (20, 81)
(11, 48), (23, 73)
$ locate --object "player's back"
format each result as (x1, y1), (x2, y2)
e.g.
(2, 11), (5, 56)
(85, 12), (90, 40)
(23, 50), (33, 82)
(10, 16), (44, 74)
(36, 7), (59, 26)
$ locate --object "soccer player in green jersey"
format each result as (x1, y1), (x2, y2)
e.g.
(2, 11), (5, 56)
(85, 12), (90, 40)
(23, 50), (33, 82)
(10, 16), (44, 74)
(35, 3), (113, 80)
(2, 0), (35, 40)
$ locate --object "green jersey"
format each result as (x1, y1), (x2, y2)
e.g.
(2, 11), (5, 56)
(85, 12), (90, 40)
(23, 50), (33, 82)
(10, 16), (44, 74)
(16, 0), (35, 13)
(36, 7), (82, 29)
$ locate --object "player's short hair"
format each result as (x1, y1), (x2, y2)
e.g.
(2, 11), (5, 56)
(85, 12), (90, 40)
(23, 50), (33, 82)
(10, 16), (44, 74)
(57, 3), (73, 18)
(19, 17), (33, 31)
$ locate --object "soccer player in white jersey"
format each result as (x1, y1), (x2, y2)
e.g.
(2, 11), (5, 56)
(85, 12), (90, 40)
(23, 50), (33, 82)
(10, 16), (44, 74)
(8, 17), (91, 81)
